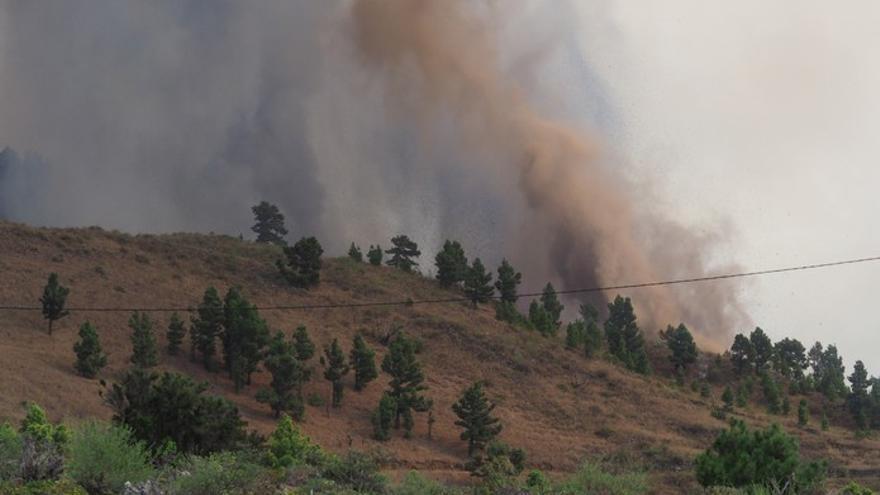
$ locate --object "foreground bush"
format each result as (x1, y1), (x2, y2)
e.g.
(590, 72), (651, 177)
(66, 422), (153, 495)
(0, 424), (22, 481)
(554, 462), (648, 495)
(695, 420), (825, 492)
(170, 451), (269, 495)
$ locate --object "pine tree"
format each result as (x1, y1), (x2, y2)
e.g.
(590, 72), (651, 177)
(277, 237), (323, 288)
(773, 338), (807, 379)
(257, 332), (307, 419)
(386, 235), (420, 272)
(814, 344), (848, 401)
(750, 327), (773, 374)
(322, 339), (350, 408)
(464, 258), (493, 308)
(539, 283), (563, 330)
(494, 259), (522, 304)
(730, 334), (755, 376)
(820, 412), (829, 431)
(605, 295), (649, 373)
(452, 382), (502, 457)
(191, 287), (224, 372)
(350, 334), (378, 391)
(348, 243), (363, 262)
(782, 395), (791, 416)
(372, 394), (396, 441)
(367, 245), (383, 266)
(721, 386), (735, 411)
(663, 323), (698, 373)
(564, 321), (585, 350)
(166, 312), (186, 356)
(129, 311), (158, 369)
(40, 273), (70, 335)
(293, 326), (316, 362)
(848, 360), (870, 429)
(798, 399), (809, 427)
(222, 288), (269, 392)
(251, 201), (288, 245)
(580, 304), (602, 357)
(73, 321), (107, 378)
(528, 300), (554, 336)
(381, 334), (430, 438)
(761, 372), (782, 415)
(435, 240), (468, 287)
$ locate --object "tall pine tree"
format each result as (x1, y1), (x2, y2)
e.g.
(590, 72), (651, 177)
(494, 259), (522, 304)
(251, 201), (288, 245)
(129, 311), (158, 368)
(435, 240), (468, 287)
(464, 258), (494, 308)
(257, 332), (307, 419)
(166, 312), (186, 356)
(452, 382), (502, 457)
(350, 334), (378, 391)
(322, 339), (350, 408)
(40, 273), (70, 335)
(73, 321), (107, 378)
(191, 287), (224, 372)
(381, 334), (430, 437)
(385, 235), (420, 272)
(277, 237), (323, 288)
(540, 283), (563, 331)
(222, 288), (269, 392)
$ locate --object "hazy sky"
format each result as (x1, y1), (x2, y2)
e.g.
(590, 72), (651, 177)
(567, 0), (880, 371)
(0, 1), (876, 373)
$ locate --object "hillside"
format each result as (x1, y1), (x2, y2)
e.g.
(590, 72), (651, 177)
(0, 221), (878, 493)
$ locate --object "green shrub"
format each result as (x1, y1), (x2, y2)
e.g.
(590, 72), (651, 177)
(841, 481), (876, 495)
(265, 414), (323, 469)
(19, 404), (68, 446)
(695, 420), (825, 492)
(0, 479), (88, 495)
(0, 423), (22, 481)
(390, 471), (462, 495)
(66, 422), (154, 495)
(306, 393), (326, 408)
(554, 462), (648, 495)
(321, 451), (386, 493)
(170, 452), (267, 495)
(525, 469), (552, 494)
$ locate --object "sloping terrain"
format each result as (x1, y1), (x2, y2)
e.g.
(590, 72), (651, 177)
(0, 221), (877, 492)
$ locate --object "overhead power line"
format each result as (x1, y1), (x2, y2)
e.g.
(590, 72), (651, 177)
(1, 254), (879, 314)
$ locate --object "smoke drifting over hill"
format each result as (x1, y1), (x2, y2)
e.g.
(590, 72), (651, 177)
(0, 1), (747, 341)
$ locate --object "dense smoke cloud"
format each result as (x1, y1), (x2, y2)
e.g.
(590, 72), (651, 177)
(0, 0), (747, 343)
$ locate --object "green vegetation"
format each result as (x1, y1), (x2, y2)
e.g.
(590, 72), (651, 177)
(165, 311), (186, 356)
(604, 295), (649, 374)
(435, 240), (468, 287)
(350, 334), (378, 391)
(39, 273), (69, 335)
(72, 322), (107, 379)
(452, 382), (502, 457)
(251, 201), (288, 246)
(129, 311), (158, 369)
(695, 420), (825, 492)
(367, 244), (383, 265)
(66, 422), (153, 495)
(322, 338), (350, 408)
(277, 236), (323, 288)
(381, 334), (431, 438)
(348, 242), (364, 262)
(463, 258), (493, 308)
(386, 235), (420, 272)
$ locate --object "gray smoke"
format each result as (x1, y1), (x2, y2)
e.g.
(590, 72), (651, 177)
(0, 0), (748, 344)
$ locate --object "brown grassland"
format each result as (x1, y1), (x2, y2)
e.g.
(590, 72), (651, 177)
(0, 221), (877, 492)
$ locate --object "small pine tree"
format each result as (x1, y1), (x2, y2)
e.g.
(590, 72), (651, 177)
(798, 399), (809, 427)
(730, 333), (755, 376)
(581, 303), (602, 357)
(452, 382), (502, 457)
(385, 235), (420, 272)
(782, 395), (791, 416)
(463, 258), (493, 308)
(40, 273), (70, 335)
(494, 259), (521, 304)
(251, 201), (288, 245)
(367, 245), (383, 266)
(257, 332), (307, 419)
(293, 326), (316, 362)
(382, 333), (430, 438)
(350, 334), (378, 391)
(565, 321), (585, 350)
(191, 287), (224, 372)
(435, 240), (468, 287)
(721, 386), (735, 411)
(166, 312), (186, 356)
(528, 300), (555, 336)
(73, 321), (107, 378)
(761, 373), (782, 415)
(539, 283), (563, 330)
(222, 288), (270, 392)
(129, 311), (158, 369)
(820, 412), (829, 431)
(663, 323), (698, 373)
(735, 385), (748, 408)
(322, 339), (350, 408)
(372, 394), (396, 441)
(348, 243), (363, 262)
(277, 237), (323, 288)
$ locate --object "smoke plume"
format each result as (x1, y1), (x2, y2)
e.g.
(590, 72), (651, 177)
(0, 0), (748, 343)
(349, 0), (748, 343)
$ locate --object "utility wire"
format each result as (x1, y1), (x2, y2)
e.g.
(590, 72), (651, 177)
(1, 255), (879, 314)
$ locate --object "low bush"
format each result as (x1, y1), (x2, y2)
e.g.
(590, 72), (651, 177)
(0, 424), (22, 481)
(321, 451), (386, 494)
(169, 452), (268, 495)
(554, 462), (648, 495)
(66, 422), (153, 495)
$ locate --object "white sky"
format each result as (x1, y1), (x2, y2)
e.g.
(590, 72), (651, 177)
(568, 1), (880, 372)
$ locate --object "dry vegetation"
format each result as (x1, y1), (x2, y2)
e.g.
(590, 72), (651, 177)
(0, 221), (878, 493)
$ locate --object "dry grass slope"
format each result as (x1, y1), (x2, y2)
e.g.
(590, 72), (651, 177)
(0, 221), (877, 492)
